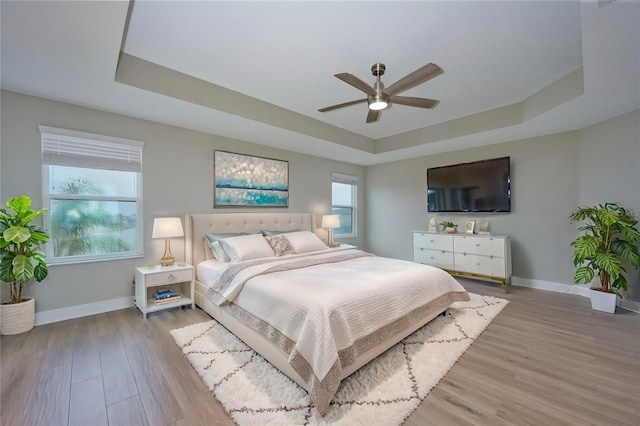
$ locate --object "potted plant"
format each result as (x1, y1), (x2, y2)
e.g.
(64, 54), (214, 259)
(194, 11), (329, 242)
(440, 221), (457, 234)
(569, 202), (640, 313)
(0, 195), (49, 335)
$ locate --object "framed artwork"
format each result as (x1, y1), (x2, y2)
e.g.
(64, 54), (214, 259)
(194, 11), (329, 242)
(464, 220), (476, 234)
(214, 151), (289, 207)
(476, 219), (491, 235)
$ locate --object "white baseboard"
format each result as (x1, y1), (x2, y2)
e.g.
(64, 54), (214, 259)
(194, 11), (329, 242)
(511, 276), (640, 313)
(32, 276), (640, 326)
(511, 276), (591, 297)
(618, 298), (640, 313)
(35, 296), (135, 326)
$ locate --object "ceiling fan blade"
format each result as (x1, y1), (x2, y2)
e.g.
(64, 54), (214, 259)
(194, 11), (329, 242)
(366, 109), (381, 123)
(318, 98), (367, 112)
(385, 63), (444, 96)
(390, 95), (440, 109)
(335, 73), (376, 96)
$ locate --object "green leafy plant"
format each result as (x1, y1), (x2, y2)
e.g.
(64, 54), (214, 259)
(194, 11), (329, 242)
(440, 221), (456, 229)
(569, 203), (640, 297)
(0, 196), (49, 304)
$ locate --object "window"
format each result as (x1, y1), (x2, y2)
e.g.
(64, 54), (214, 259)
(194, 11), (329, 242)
(40, 126), (144, 264)
(331, 173), (357, 237)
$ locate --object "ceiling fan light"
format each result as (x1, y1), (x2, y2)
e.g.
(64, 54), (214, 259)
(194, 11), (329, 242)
(368, 93), (389, 111)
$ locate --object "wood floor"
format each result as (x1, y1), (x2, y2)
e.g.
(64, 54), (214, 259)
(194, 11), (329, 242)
(1, 279), (639, 425)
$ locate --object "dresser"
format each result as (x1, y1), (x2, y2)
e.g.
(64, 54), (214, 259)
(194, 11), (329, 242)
(413, 231), (512, 292)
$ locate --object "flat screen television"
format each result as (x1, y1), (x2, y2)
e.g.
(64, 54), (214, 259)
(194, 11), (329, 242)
(427, 157), (511, 212)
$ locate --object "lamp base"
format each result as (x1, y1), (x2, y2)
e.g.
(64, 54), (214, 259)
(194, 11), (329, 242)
(160, 255), (175, 267)
(160, 238), (175, 266)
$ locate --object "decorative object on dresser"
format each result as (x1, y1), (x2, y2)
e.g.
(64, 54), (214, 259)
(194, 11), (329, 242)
(440, 220), (457, 233)
(152, 217), (184, 266)
(464, 220), (476, 234)
(134, 264), (194, 318)
(476, 218), (491, 235)
(569, 203), (640, 313)
(214, 150), (289, 208)
(428, 216), (438, 232)
(321, 214), (340, 247)
(413, 231), (512, 292)
(171, 292), (508, 425)
(0, 195), (49, 335)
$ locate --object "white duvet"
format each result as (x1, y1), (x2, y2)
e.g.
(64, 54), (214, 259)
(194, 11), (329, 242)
(206, 249), (469, 414)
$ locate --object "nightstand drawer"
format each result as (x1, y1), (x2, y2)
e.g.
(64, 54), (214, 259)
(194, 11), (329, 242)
(146, 269), (193, 287)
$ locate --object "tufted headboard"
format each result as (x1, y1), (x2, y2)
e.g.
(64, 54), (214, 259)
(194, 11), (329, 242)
(185, 212), (317, 267)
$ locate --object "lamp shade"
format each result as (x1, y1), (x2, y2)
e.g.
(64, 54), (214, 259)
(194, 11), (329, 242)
(321, 215), (340, 229)
(152, 217), (184, 239)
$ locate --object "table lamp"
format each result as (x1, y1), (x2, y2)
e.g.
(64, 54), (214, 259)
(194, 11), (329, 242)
(152, 217), (184, 266)
(321, 215), (341, 247)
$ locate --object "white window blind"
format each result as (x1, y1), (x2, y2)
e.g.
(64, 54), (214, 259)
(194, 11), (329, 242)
(40, 126), (143, 172)
(332, 173), (358, 185)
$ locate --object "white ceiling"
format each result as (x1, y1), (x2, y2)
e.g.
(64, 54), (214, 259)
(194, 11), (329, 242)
(1, 1), (639, 165)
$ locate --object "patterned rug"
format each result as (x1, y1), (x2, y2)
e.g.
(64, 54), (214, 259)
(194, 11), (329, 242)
(170, 292), (508, 425)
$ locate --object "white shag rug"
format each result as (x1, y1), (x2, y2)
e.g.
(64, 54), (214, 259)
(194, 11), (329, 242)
(170, 292), (508, 425)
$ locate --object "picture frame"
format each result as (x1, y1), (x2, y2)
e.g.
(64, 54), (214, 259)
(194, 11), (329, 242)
(214, 150), (289, 207)
(476, 219), (491, 235)
(464, 220), (476, 234)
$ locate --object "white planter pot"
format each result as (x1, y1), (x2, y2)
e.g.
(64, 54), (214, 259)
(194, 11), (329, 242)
(589, 289), (617, 314)
(0, 298), (35, 335)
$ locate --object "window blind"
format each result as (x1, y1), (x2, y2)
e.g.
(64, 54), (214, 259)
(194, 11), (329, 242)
(332, 172), (358, 185)
(40, 126), (143, 173)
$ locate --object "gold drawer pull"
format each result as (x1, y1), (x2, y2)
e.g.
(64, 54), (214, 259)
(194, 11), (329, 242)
(168, 274), (175, 280)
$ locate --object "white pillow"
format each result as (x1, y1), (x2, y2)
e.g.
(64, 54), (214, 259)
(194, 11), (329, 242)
(210, 241), (231, 262)
(219, 234), (276, 262)
(285, 231), (327, 253)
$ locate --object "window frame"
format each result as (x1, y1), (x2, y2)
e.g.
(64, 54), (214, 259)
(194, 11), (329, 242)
(40, 126), (144, 265)
(331, 172), (358, 239)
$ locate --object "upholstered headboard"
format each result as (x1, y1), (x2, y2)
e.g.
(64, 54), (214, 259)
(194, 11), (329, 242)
(185, 212), (317, 267)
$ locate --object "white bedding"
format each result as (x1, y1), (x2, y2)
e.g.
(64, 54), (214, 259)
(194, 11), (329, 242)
(204, 248), (469, 415)
(196, 259), (231, 285)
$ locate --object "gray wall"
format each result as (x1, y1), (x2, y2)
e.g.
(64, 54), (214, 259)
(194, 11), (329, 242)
(578, 110), (640, 300)
(365, 132), (580, 286)
(0, 90), (364, 312)
(2, 88), (638, 313)
(365, 110), (640, 301)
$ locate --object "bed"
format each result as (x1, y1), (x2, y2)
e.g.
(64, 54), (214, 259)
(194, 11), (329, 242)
(185, 212), (469, 415)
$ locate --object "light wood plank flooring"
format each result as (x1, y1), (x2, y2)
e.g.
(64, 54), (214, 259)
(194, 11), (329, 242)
(1, 279), (638, 425)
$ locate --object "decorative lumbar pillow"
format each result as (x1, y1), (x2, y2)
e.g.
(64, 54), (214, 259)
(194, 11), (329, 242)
(204, 232), (249, 262)
(265, 234), (295, 256)
(284, 231), (327, 253)
(261, 229), (300, 236)
(219, 234), (276, 262)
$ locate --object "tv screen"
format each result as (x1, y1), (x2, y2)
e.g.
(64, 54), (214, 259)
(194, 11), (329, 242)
(427, 157), (511, 212)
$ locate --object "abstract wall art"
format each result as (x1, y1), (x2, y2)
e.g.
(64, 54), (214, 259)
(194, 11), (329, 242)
(214, 151), (289, 207)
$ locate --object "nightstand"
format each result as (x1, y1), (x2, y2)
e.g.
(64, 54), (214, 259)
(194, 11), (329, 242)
(134, 263), (195, 318)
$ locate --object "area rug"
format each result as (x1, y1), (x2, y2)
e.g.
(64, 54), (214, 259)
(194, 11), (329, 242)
(170, 292), (508, 425)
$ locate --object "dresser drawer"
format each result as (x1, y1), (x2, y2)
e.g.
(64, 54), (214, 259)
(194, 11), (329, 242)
(414, 248), (454, 270)
(413, 232), (453, 251)
(454, 235), (505, 257)
(454, 253), (506, 278)
(145, 269), (193, 287)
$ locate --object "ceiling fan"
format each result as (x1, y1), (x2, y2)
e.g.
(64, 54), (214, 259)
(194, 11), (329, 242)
(318, 62), (444, 123)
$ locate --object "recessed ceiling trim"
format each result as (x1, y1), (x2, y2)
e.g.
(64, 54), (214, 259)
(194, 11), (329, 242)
(115, 53), (376, 154)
